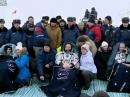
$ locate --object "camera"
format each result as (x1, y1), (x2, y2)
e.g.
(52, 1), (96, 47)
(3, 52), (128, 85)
(123, 49), (127, 53)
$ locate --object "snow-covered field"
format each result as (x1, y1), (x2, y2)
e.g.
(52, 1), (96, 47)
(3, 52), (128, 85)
(0, 0), (130, 28)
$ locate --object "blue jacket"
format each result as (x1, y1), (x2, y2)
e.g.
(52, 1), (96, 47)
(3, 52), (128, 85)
(0, 27), (8, 47)
(62, 25), (80, 44)
(15, 53), (31, 80)
(36, 49), (56, 76)
(114, 24), (130, 47)
(5, 26), (26, 46)
(33, 22), (49, 47)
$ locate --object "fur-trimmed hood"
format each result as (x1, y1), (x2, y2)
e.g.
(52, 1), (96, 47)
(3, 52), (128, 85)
(119, 24), (130, 30)
(11, 26), (23, 32)
(0, 27), (8, 33)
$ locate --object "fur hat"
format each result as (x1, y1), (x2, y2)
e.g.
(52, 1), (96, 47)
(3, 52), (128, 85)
(67, 17), (74, 22)
(101, 41), (108, 47)
(122, 17), (129, 23)
(50, 18), (58, 23)
(0, 19), (5, 23)
(13, 19), (21, 24)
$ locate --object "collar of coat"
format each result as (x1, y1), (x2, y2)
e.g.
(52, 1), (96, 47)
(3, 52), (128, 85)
(0, 27), (8, 33)
(11, 26), (23, 32)
(119, 24), (130, 30)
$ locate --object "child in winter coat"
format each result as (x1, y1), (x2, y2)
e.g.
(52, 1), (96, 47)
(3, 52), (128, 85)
(80, 43), (97, 89)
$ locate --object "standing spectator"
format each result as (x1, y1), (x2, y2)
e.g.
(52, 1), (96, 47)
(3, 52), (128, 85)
(5, 19), (26, 46)
(36, 43), (56, 81)
(87, 17), (102, 47)
(34, 19), (49, 56)
(25, 23), (35, 74)
(15, 42), (31, 88)
(59, 19), (66, 33)
(62, 17), (80, 44)
(84, 9), (90, 19)
(114, 17), (130, 48)
(46, 18), (62, 50)
(80, 43), (97, 90)
(22, 16), (34, 32)
(76, 35), (97, 57)
(56, 15), (62, 23)
(0, 19), (8, 47)
(91, 7), (97, 19)
(102, 16), (115, 47)
(42, 16), (50, 28)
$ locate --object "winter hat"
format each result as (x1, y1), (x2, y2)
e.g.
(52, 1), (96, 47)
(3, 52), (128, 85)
(50, 18), (58, 23)
(122, 17), (129, 23)
(81, 43), (90, 51)
(91, 7), (95, 11)
(56, 15), (62, 20)
(0, 19), (5, 23)
(67, 17), (74, 22)
(105, 16), (112, 22)
(13, 19), (21, 24)
(92, 91), (110, 97)
(101, 41), (108, 47)
(16, 42), (23, 50)
(42, 16), (49, 21)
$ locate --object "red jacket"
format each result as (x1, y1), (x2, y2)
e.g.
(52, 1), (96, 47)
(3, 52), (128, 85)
(89, 25), (101, 43)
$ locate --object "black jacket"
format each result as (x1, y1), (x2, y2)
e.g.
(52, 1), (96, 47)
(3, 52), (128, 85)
(0, 55), (18, 93)
(0, 27), (8, 47)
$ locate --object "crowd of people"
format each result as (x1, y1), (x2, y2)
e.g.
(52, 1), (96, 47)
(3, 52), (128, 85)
(0, 7), (130, 97)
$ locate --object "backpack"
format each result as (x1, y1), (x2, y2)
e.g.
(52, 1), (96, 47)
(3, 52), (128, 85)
(34, 27), (49, 47)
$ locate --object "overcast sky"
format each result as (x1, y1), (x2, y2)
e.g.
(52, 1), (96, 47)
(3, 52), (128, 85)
(0, 0), (130, 28)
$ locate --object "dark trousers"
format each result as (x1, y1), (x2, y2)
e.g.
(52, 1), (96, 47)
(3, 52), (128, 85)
(81, 70), (96, 89)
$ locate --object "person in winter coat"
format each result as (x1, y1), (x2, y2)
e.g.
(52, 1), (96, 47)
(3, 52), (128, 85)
(0, 43), (16, 58)
(41, 42), (81, 97)
(94, 41), (112, 80)
(84, 9), (90, 19)
(62, 17), (80, 44)
(22, 16), (34, 32)
(102, 16), (115, 47)
(34, 20), (49, 56)
(107, 42), (130, 93)
(46, 18), (62, 49)
(0, 55), (18, 93)
(90, 7), (97, 19)
(76, 35), (97, 57)
(114, 17), (130, 48)
(107, 42), (130, 71)
(5, 19), (26, 46)
(15, 42), (31, 87)
(36, 43), (56, 81)
(42, 16), (50, 28)
(59, 19), (67, 33)
(87, 17), (102, 47)
(0, 19), (8, 47)
(80, 43), (97, 90)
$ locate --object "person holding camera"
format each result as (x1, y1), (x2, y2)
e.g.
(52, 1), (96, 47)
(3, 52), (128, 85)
(107, 42), (130, 93)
